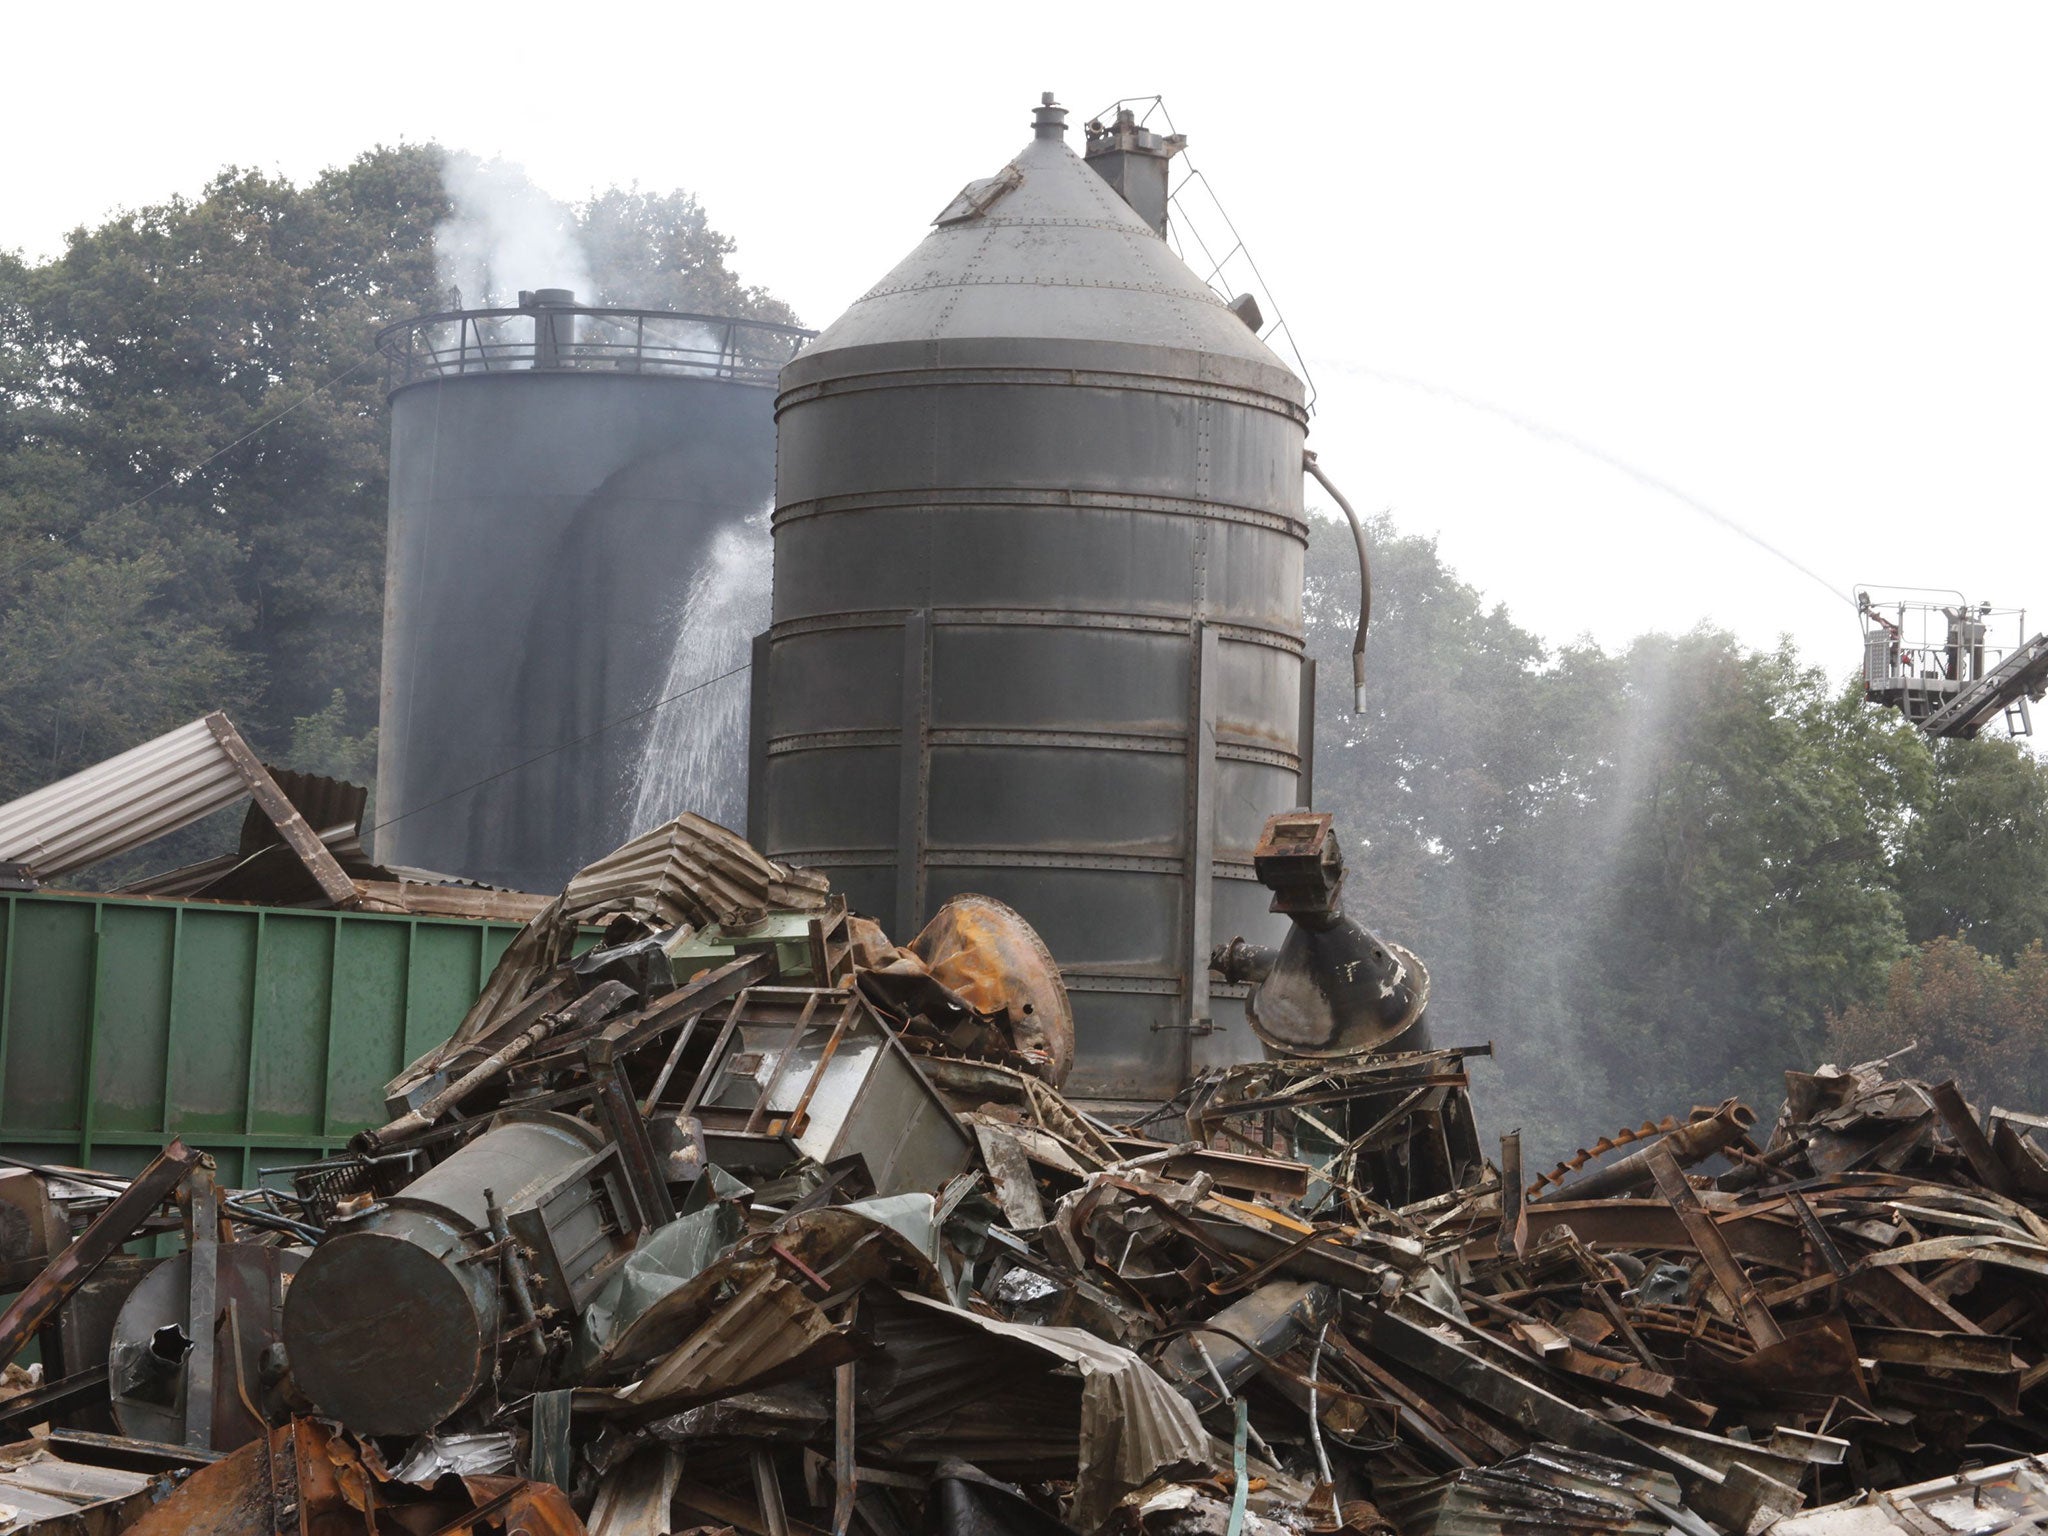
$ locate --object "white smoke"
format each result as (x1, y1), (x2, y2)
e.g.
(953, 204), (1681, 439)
(434, 154), (593, 307)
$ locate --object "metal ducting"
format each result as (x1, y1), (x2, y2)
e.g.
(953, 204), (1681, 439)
(753, 96), (1312, 1102)
(375, 295), (810, 893)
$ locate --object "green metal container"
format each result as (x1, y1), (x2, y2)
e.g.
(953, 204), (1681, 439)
(0, 892), (523, 1187)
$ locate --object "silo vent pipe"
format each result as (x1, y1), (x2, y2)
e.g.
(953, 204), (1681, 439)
(1303, 450), (1370, 712)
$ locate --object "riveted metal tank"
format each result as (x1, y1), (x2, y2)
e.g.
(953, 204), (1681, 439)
(754, 98), (1312, 1101)
(375, 294), (810, 893)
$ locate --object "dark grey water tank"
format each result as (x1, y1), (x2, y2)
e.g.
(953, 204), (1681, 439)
(375, 297), (809, 892)
(754, 99), (1312, 1101)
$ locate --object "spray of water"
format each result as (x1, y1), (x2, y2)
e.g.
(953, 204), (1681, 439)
(1354, 367), (1855, 609)
(629, 509), (772, 834)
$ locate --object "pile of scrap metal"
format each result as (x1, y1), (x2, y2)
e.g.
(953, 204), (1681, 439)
(6, 812), (2048, 1536)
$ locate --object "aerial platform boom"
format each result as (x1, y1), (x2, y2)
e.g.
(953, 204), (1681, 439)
(1858, 589), (2048, 740)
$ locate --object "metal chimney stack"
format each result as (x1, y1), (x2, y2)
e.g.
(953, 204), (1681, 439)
(1083, 107), (1186, 237)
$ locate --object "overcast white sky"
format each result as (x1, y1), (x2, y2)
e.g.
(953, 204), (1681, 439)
(12, 2), (2045, 678)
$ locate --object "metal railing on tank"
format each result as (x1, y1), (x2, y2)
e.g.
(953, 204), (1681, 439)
(377, 297), (814, 390)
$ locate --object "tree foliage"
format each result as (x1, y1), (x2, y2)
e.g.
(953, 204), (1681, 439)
(1897, 737), (2048, 962)
(1830, 939), (2048, 1109)
(0, 144), (796, 821)
(1299, 511), (2039, 1157)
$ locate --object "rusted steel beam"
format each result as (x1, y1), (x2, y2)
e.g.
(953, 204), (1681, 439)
(833, 1363), (857, 1536)
(358, 981), (633, 1152)
(1787, 1190), (1850, 1279)
(203, 713), (357, 908)
(600, 951), (775, 1056)
(0, 1139), (201, 1367)
(1930, 1080), (2016, 1197)
(1644, 1141), (1784, 1350)
(1466, 1200), (1807, 1272)
(1498, 1132), (1527, 1261)
(1357, 1300), (1652, 1464)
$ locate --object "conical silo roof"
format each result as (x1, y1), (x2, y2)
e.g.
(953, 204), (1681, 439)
(783, 98), (1305, 406)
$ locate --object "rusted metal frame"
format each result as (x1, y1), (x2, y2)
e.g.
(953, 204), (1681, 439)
(1577, 1277), (1660, 1370)
(1929, 1080), (2016, 1197)
(832, 1362), (857, 1536)
(677, 997), (755, 1121)
(585, 1038), (677, 1232)
(1761, 1270), (1840, 1312)
(1460, 1290), (1637, 1366)
(1206, 1069), (1474, 1121)
(1201, 1224), (1348, 1299)
(1467, 1200), (1807, 1272)
(1498, 1132), (1527, 1262)
(1104, 1142), (1312, 1201)
(1320, 1332), (1484, 1466)
(185, 1163), (220, 1449)
(781, 994), (862, 1138)
(0, 1368), (108, 1434)
(1357, 1300), (1652, 1463)
(202, 713), (356, 908)
(601, 953), (776, 1057)
(1854, 1325), (2021, 1375)
(747, 991), (824, 1136)
(640, 1014), (706, 1117)
(1645, 1141), (1784, 1349)
(1848, 1264), (1984, 1333)
(746, 1444), (816, 1536)
(1785, 1190), (1853, 1285)
(362, 981), (631, 1152)
(0, 1138), (201, 1367)
(1846, 1111), (1937, 1172)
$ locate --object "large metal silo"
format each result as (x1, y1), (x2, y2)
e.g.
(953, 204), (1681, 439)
(376, 294), (810, 892)
(754, 99), (1313, 1102)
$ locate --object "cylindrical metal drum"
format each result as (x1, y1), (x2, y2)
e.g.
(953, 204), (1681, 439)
(283, 1113), (601, 1435)
(375, 297), (809, 892)
(756, 100), (1311, 1100)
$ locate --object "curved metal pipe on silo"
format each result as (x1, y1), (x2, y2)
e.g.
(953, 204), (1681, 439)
(374, 294), (811, 892)
(754, 97), (1313, 1102)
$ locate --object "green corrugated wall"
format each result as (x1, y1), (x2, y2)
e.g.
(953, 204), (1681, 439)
(0, 892), (523, 1188)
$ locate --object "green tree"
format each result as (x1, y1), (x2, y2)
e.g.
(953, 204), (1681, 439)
(0, 146), (448, 799)
(1896, 736), (2048, 962)
(1830, 938), (2048, 1109)
(1299, 509), (1931, 1157)
(580, 188), (800, 325)
(0, 144), (796, 841)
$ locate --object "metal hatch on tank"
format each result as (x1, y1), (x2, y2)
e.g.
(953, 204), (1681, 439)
(753, 95), (1338, 1104)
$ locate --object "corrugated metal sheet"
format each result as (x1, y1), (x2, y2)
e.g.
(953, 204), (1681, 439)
(405, 814), (831, 1084)
(0, 714), (247, 880)
(562, 813), (830, 932)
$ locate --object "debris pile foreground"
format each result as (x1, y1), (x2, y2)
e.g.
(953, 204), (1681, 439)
(3, 814), (2048, 1536)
